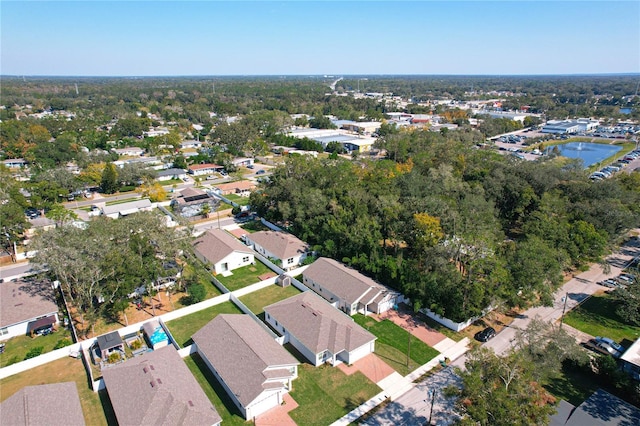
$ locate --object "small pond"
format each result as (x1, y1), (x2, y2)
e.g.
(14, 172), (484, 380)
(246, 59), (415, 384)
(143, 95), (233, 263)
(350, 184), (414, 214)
(546, 142), (622, 168)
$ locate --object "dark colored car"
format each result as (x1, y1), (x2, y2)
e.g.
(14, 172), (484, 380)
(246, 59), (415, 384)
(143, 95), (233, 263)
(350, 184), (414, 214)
(25, 208), (40, 219)
(256, 169), (266, 175)
(474, 327), (496, 342)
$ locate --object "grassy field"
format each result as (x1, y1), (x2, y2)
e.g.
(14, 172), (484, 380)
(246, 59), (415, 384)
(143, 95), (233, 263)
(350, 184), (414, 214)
(0, 356), (110, 425)
(239, 284), (301, 316)
(0, 329), (72, 367)
(544, 362), (600, 406)
(354, 315), (440, 376)
(225, 193), (251, 206)
(240, 220), (270, 233)
(183, 353), (248, 426)
(165, 302), (243, 347)
(564, 294), (640, 343)
(216, 261), (274, 291)
(289, 363), (380, 426)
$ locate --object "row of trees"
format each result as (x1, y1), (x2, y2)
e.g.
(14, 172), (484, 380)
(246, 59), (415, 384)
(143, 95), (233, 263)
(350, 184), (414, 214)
(251, 128), (639, 321)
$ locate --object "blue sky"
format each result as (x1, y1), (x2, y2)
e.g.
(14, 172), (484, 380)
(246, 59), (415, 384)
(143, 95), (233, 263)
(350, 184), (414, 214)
(2, 1), (639, 76)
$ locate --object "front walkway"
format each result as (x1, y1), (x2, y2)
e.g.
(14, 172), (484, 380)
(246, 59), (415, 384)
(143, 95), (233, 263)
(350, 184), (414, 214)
(337, 353), (395, 384)
(255, 393), (298, 426)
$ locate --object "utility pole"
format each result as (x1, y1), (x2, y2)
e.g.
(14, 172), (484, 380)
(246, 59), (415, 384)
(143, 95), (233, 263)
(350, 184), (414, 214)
(559, 292), (568, 330)
(428, 389), (437, 425)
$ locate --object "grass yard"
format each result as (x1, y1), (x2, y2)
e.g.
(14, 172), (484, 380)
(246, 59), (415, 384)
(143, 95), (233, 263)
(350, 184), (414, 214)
(544, 362), (600, 406)
(239, 284), (301, 316)
(165, 301), (243, 347)
(216, 261), (274, 291)
(0, 356), (110, 426)
(225, 193), (251, 206)
(240, 220), (270, 233)
(289, 363), (380, 426)
(0, 328), (72, 367)
(563, 294), (640, 343)
(354, 315), (440, 376)
(183, 353), (248, 426)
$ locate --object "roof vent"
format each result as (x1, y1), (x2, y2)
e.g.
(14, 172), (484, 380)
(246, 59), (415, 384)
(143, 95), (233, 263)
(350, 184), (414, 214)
(150, 380), (156, 388)
(157, 378), (163, 384)
(143, 367), (148, 373)
(150, 364), (155, 370)
(188, 400), (194, 407)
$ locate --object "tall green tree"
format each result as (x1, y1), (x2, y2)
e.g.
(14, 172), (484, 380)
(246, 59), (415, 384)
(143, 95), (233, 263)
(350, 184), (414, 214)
(101, 162), (119, 194)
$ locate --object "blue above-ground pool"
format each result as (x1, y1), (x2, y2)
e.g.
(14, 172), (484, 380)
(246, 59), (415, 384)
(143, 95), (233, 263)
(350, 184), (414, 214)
(148, 326), (168, 346)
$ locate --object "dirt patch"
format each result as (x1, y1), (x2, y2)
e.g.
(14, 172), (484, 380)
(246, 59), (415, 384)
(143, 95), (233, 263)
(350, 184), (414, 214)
(258, 272), (277, 281)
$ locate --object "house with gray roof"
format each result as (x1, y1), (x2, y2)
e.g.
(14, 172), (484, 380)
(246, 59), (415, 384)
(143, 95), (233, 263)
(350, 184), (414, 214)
(303, 257), (401, 316)
(193, 228), (254, 275)
(193, 314), (298, 420)
(0, 278), (59, 341)
(102, 345), (221, 426)
(244, 230), (310, 271)
(264, 292), (376, 367)
(101, 199), (154, 219)
(549, 389), (640, 426)
(171, 187), (219, 218)
(156, 168), (187, 181)
(0, 382), (85, 425)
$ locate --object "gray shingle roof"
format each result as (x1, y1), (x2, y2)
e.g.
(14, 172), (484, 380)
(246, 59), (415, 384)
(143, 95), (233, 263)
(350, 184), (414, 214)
(101, 345), (221, 426)
(246, 231), (309, 261)
(555, 389), (640, 426)
(303, 257), (385, 305)
(264, 292), (376, 354)
(96, 331), (124, 352)
(193, 228), (253, 265)
(0, 382), (85, 426)
(0, 279), (58, 328)
(102, 199), (152, 216)
(193, 314), (297, 407)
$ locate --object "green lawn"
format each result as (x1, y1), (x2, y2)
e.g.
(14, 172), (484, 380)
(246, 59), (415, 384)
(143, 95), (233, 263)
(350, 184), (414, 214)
(165, 302), (243, 347)
(225, 193), (251, 206)
(0, 328), (72, 367)
(289, 363), (380, 426)
(183, 353), (249, 426)
(563, 294), (640, 343)
(0, 356), (110, 426)
(353, 315), (440, 376)
(216, 261), (274, 291)
(239, 284), (301, 316)
(240, 220), (270, 233)
(544, 362), (600, 406)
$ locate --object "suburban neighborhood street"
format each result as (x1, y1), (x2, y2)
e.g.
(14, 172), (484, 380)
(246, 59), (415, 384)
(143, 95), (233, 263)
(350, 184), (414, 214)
(368, 232), (640, 425)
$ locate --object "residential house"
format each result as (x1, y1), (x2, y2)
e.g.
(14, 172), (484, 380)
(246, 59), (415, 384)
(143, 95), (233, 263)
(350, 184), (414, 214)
(193, 228), (254, 275)
(620, 337), (640, 381)
(0, 278), (59, 341)
(156, 168), (187, 182)
(188, 163), (224, 176)
(244, 231), (309, 271)
(549, 389), (640, 426)
(180, 140), (202, 149)
(114, 147), (145, 157)
(2, 158), (28, 168)
(264, 292), (376, 366)
(0, 382), (85, 425)
(303, 257), (401, 316)
(193, 314), (298, 420)
(143, 127), (170, 138)
(214, 180), (256, 197)
(102, 345), (222, 426)
(232, 157), (254, 168)
(95, 331), (125, 360)
(171, 187), (219, 218)
(101, 199), (154, 219)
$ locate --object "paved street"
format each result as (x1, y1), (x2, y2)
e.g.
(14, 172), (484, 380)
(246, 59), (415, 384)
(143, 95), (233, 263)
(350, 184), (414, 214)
(370, 232), (640, 424)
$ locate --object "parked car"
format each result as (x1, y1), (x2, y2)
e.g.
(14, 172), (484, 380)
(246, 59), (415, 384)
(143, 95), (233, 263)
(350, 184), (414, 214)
(474, 327), (496, 342)
(256, 169), (266, 175)
(582, 337), (622, 358)
(25, 208), (40, 219)
(594, 337), (625, 358)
